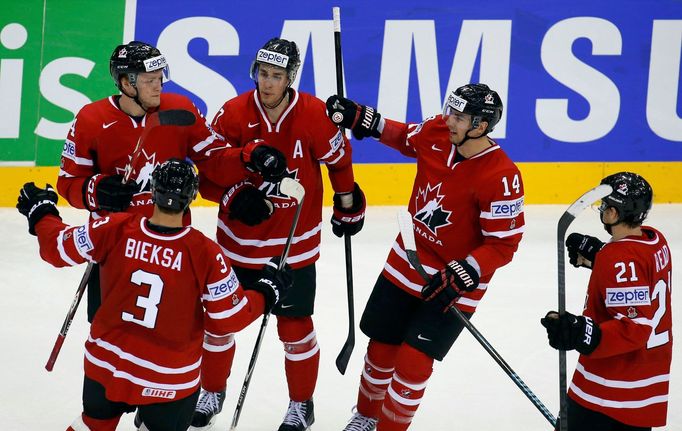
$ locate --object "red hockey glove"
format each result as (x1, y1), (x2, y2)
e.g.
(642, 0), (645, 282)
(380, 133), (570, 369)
(330, 183), (366, 237)
(241, 139), (287, 182)
(421, 259), (479, 312)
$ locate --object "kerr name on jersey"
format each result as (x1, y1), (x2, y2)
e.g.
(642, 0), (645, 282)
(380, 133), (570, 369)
(124, 238), (183, 271)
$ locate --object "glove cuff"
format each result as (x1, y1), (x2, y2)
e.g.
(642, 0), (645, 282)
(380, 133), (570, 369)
(244, 279), (278, 314)
(82, 174), (103, 211)
(28, 204), (60, 236)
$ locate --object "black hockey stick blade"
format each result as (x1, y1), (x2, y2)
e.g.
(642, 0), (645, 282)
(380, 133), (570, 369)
(397, 209), (557, 427)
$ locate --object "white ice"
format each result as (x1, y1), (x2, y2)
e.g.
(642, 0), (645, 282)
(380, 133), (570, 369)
(1, 205), (680, 430)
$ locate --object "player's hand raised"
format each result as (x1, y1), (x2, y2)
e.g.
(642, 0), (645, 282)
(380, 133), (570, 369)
(17, 182), (61, 235)
(326, 95), (382, 140)
(83, 174), (138, 213)
(566, 233), (604, 269)
(223, 181), (273, 226)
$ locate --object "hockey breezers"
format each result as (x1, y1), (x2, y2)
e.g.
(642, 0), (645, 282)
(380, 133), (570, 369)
(397, 209), (557, 427)
(44, 110), (196, 372)
(230, 177), (306, 430)
(556, 184), (612, 431)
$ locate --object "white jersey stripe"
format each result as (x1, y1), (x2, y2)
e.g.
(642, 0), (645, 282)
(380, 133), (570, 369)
(575, 362), (669, 389)
(207, 297), (248, 319)
(481, 226), (525, 238)
(85, 350), (200, 391)
(57, 228), (80, 266)
(570, 382), (668, 409)
(88, 335), (201, 374)
(218, 220), (321, 247)
(221, 245), (320, 266)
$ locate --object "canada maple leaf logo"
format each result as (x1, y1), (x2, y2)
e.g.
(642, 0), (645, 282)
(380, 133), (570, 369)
(261, 168), (299, 199)
(414, 182), (452, 235)
(115, 150), (157, 193)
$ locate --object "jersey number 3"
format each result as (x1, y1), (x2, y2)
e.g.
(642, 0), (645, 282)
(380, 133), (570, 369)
(121, 269), (164, 329)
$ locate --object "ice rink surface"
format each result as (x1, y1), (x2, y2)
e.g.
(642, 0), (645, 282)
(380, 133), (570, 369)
(1, 204), (680, 430)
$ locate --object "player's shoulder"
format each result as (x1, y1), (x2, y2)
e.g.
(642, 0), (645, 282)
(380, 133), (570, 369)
(76, 96), (118, 120)
(159, 93), (197, 110)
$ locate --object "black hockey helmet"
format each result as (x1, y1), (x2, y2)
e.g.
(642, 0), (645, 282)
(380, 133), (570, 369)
(151, 158), (198, 213)
(109, 41), (169, 92)
(599, 172), (653, 225)
(249, 37), (301, 86)
(443, 83), (503, 134)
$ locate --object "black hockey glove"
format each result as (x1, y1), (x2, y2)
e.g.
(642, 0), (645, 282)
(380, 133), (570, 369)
(326, 95), (382, 140)
(421, 259), (479, 312)
(241, 139), (287, 182)
(222, 181), (274, 226)
(566, 232), (605, 269)
(245, 257), (294, 314)
(330, 183), (366, 237)
(541, 311), (602, 355)
(83, 174), (138, 213)
(17, 182), (61, 235)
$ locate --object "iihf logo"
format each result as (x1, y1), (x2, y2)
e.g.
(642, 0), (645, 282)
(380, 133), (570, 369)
(414, 182), (452, 235)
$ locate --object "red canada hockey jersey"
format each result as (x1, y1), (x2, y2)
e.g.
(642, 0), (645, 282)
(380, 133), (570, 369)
(57, 93), (247, 219)
(569, 227), (673, 427)
(200, 89), (355, 269)
(379, 116), (524, 313)
(34, 213), (264, 405)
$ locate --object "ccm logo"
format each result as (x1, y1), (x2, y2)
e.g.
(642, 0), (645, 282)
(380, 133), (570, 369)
(605, 287), (651, 307)
(490, 198), (524, 219)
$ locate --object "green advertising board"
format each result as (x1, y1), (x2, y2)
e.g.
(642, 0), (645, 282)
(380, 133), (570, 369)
(1, 0), (125, 165)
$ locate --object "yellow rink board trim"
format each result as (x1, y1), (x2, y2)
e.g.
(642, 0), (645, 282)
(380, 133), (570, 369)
(1, 162), (680, 207)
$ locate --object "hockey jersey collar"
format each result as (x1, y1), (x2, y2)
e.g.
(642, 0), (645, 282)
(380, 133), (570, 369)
(253, 88), (300, 133)
(139, 217), (191, 241)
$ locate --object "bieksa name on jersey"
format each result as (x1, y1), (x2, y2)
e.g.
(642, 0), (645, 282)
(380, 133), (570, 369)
(605, 286), (651, 307)
(207, 269), (239, 300)
(490, 197), (524, 219)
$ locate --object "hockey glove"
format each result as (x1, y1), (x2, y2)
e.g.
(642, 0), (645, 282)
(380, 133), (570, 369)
(421, 259), (479, 312)
(541, 311), (601, 355)
(326, 95), (382, 140)
(245, 257), (294, 314)
(566, 232), (605, 269)
(83, 174), (138, 213)
(241, 139), (287, 182)
(330, 183), (366, 237)
(222, 181), (274, 226)
(17, 182), (61, 235)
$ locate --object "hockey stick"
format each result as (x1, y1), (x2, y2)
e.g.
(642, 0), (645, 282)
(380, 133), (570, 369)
(397, 209), (557, 427)
(44, 109), (196, 372)
(331, 6), (355, 376)
(230, 177), (306, 430)
(556, 184), (612, 430)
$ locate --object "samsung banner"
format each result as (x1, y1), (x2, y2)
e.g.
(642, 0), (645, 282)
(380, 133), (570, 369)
(0, 0), (680, 203)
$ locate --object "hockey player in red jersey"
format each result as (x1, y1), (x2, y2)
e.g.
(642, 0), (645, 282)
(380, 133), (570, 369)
(326, 83), (525, 431)
(57, 41), (286, 323)
(194, 38), (366, 430)
(542, 172), (673, 430)
(17, 159), (292, 431)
